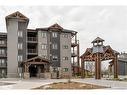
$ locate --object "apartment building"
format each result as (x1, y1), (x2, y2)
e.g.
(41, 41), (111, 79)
(0, 11), (79, 78)
(0, 33), (7, 78)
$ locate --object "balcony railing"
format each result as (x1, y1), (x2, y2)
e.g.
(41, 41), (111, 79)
(27, 49), (37, 54)
(71, 40), (79, 47)
(27, 37), (37, 42)
(0, 44), (7, 47)
(0, 54), (7, 57)
(71, 51), (77, 57)
(0, 63), (7, 68)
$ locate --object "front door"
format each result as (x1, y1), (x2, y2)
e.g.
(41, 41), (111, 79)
(29, 65), (38, 77)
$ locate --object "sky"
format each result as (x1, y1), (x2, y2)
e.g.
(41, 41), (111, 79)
(0, 6), (127, 55)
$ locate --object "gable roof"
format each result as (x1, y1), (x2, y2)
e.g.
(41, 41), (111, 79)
(91, 37), (105, 43)
(48, 23), (63, 30)
(23, 56), (50, 64)
(5, 11), (29, 20)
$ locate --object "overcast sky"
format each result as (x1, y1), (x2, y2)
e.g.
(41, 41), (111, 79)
(0, 6), (127, 55)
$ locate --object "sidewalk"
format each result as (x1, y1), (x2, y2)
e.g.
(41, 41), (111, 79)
(0, 78), (68, 89)
(0, 78), (127, 89)
(72, 78), (127, 89)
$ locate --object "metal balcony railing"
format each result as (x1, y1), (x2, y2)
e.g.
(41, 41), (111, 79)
(71, 40), (79, 47)
(0, 44), (7, 47)
(27, 37), (37, 42)
(27, 49), (37, 54)
(0, 54), (7, 57)
(71, 51), (77, 57)
(0, 63), (7, 68)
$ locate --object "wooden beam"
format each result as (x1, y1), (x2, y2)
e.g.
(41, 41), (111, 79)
(113, 54), (118, 78)
(95, 53), (101, 79)
(81, 58), (85, 78)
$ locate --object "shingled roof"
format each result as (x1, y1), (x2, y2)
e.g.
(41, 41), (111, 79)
(91, 37), (105, 43)
(5, 11), (29, 20)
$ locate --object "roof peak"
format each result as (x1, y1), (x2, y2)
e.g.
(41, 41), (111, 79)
(91, 37), (104, 43)
(5, 11), (29, 20)
(49, 23), (63, 30)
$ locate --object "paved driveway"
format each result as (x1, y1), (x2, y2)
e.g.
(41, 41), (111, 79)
(0, 78), (127, 89)
(72, 78), (127, 89)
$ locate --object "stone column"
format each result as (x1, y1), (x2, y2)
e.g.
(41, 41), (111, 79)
(24, 64), (30, 79)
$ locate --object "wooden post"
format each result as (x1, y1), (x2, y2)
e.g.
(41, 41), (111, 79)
(114, 54), (118, 78)
(95, 53), (101, 79)
(72, 47), (75, 76)
(81, 58), (85, 78)
(77, 41), (80, 74)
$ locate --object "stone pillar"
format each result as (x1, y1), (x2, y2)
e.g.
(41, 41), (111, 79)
(24, 73), (30, 79)
(24, 64), (30, 79)
(44, 72), (51, 79)
(95, 53), (101, 79)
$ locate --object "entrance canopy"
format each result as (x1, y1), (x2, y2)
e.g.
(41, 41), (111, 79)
(22, 56), (50, 73)
(23, 56), (50, 65)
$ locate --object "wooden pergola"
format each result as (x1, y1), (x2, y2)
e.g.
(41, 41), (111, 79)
(80, 37), (119, 79)
(22, 56), (50, 75)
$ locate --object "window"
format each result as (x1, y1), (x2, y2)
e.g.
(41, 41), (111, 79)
(52, 32), (57, 38)
(18, 31), (23, 37)
(63, 45), (68, 49)
(0, 40), (5, 44)
(41, 32), (47, 38)
(18, 43), (23, 50)
(63, 68), (68, 72)
(62, 34), (68, 38)
(41, 44), (47, 49)
(0, 59), (5, 66)
(52, 44), (58, 49)
(42, 55), (47, 59)
(18, 55), (23, 62)
(63, 57), (69, 60)
(52, 55), (58, 61)
(0, 49), (5, 55)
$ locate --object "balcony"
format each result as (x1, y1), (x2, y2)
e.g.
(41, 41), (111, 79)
(71, 40), (79, 47)
(0, 64), (7, 68)
(0, 54), (7, 57)
(27, 49), (37, 55)
(71, 51), (77, 57)
(0, 44), (7, 47)
(27, 37), (37, 43)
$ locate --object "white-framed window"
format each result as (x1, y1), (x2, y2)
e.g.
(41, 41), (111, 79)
(0, 49), (5, 55)
(18, 31), (23, 37)
(62, 34), (68, 38)
(52, 43), (58, 49)
(0, 59), (5, 66)
(63, 68), (68, 72)
(52, 32), (57, 38)
(1, 69), (5, 74)
(41, 44), (47, 49)
(18, 43), (23, 50)
(52, 55), (58, 61)
(63, 45), (68, 49)
(0, 40), (5, 44)
(42, 55), (47, 59)
(18, 55), (23, 62)
(41, 32), (47, 38)
(63, 57), (69, 60)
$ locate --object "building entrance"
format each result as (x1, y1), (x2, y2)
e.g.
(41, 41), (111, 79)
(29, 65), (38, 77)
